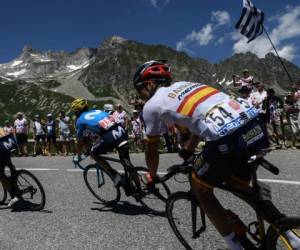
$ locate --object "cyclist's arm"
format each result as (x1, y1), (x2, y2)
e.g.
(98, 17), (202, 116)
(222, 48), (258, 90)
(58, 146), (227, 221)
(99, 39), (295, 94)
(145, 136), (160, 178)
(185, 134), (201, 152)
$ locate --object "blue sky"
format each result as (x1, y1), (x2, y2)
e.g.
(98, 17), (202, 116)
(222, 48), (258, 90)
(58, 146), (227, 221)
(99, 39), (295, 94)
(1, 0), (300, 66)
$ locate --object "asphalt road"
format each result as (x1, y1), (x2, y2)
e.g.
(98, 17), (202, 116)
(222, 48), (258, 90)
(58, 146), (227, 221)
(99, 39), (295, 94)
(0, 150), (299, 250)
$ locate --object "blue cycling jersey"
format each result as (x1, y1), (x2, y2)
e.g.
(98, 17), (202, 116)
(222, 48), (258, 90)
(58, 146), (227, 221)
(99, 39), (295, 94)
(75, 110), (110, 138)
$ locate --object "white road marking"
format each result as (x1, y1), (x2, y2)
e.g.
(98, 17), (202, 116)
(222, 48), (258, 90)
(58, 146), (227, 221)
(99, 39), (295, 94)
(258, 178), (300, 185)
(18, 168), (300, 186)
(16, 168), (59, 171)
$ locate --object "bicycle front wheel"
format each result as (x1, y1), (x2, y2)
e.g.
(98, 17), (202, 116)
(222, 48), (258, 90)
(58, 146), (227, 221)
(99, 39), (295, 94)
(83, 164), (120, 205)
(167, 191), (220, 250)
(266, 217), (300, 249)
(16, 169), (46, 211)
(133, 167), (170, 215)
(0, 182), (7, 205)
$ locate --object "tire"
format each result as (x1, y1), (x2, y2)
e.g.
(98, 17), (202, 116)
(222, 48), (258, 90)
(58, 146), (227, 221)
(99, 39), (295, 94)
(166, 191), (214, 250)
(83, 164), (120, 205)
(15, 169), (46, 211)
(266, 217), (300, 249)
(0, 182), (7, 205)
(133, 166), (171, 215)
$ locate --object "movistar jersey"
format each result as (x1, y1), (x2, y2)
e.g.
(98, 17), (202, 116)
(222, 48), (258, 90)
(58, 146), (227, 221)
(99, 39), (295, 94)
(143, 81), (258, 141)
(76, 110), (116, 138)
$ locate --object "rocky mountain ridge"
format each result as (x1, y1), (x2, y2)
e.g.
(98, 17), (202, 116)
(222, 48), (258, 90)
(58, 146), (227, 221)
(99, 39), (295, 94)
(0, 36), (300, 121)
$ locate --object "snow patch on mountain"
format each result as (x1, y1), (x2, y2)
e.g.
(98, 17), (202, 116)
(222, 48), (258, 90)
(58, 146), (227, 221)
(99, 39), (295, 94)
(11, 60), (23, 67)
(6, 69), (27, 77)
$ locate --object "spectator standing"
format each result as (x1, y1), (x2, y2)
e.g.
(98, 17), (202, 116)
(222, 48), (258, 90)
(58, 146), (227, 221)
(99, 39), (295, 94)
(46, 113), (58, 156)
(113, 104), (128, 130)
(33, 114), (46, 156)
(131, 110), (144, 152)
(3, 120), (14, 135)
(285, 93), (300, 148)
(240, 69), (254, 87)
(265, 89), (285, 148)
(238, 86), (252, 103)
(232, 74), (242, 87)
(250, 82), (268, 122)
(14, 112), (28, 156)
(103, 104), (114, 114)
(58, 111), (71, 156)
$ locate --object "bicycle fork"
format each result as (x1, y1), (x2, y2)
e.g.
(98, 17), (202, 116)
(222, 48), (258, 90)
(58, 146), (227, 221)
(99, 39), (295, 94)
(191, 195), (206, 239)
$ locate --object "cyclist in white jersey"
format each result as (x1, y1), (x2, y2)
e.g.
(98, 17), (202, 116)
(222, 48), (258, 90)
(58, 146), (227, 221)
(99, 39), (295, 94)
(133, 61), (269, 250)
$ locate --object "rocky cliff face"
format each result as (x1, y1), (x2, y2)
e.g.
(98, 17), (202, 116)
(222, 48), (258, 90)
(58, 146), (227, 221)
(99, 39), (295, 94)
(0, 36), (300, 110)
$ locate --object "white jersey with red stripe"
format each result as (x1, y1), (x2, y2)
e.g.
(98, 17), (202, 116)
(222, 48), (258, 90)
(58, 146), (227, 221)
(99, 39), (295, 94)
(143, 81), (259, 141)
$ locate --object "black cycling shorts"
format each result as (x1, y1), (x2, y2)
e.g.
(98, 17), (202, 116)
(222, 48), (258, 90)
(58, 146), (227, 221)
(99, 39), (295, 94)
(91, 125), (128, 156)
(194, 117), (270, 187)
(35, 134), (46, 142)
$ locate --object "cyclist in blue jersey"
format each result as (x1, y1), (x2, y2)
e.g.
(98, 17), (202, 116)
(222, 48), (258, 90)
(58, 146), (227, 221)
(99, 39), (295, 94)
(71, 99), (130, 172)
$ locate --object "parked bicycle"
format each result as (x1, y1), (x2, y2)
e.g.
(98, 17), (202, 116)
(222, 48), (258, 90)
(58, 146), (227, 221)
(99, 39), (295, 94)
(73, 145), (170, 215)
(162, 150), (300, 249)
(0, 135), (46, 211)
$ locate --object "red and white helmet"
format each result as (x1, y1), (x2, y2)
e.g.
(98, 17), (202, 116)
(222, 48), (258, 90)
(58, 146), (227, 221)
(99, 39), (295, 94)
(133, 60), (172, 90)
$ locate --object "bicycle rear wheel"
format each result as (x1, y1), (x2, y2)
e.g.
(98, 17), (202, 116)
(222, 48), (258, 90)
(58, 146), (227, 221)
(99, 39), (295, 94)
(83, 164), (120, 205)
(266, 217), (300, 249)
(0, 182), (7, 205)
(16, 169), (46, 211)
(133, 167), (170, 215)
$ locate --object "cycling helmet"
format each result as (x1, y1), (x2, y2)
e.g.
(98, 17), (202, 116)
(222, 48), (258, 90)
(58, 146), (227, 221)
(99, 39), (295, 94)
(71, 98), (88, 112)
(133, 60), (172, 90)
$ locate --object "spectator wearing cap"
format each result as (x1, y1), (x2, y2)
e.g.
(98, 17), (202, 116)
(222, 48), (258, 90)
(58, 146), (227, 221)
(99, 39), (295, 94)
(240, 69), (254, 87)
(46, 113), (58, 155)
(3, 120), (14, 136)
(131, 110), (144, 152)
(103, 104), (114, 115)
(14, 112), (28, 156)
(113, 103), (128, 130)
(33, 114), (46, 156)
(58, 111), (71, 156)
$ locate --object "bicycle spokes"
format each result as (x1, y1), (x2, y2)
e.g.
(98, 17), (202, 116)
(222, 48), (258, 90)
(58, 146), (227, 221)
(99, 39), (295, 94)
(96, 167), (105, 188)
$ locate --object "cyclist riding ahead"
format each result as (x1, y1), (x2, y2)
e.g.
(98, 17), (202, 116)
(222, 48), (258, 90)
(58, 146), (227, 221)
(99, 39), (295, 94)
(133, 60), (270, 250)
(71, 99), (131, 183)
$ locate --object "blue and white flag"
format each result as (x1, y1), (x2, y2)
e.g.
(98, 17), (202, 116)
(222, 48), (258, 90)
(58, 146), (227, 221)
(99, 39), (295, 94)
(235, 0), (264, 43)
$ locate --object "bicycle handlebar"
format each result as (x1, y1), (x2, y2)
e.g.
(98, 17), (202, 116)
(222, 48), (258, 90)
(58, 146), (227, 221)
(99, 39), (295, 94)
(153, 163), (194, 183)
(259, 158), (279, 175)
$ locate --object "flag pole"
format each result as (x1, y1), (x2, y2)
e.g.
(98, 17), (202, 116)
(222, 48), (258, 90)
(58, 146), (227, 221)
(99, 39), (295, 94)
(262, 25), (294, 83)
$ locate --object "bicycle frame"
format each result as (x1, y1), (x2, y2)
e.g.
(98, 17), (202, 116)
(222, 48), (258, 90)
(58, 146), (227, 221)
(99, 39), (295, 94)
(166, 156), (285, 249)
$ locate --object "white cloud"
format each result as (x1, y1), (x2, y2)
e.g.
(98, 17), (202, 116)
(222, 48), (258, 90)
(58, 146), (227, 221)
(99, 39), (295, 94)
(148, 0), (170, 8)
(211, 10), (230, 27)
(215, 37), (225, 45)
(177, 10), (230, 53)
(233, 5), (300, 61)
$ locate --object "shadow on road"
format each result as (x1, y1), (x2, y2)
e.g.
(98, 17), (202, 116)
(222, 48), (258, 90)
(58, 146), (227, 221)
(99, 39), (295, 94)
(9, 200), (52, 213)
(91, 201), (164, 217)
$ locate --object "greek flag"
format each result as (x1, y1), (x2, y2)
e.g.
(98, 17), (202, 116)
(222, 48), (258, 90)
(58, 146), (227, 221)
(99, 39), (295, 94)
(235, 0), (264, 43)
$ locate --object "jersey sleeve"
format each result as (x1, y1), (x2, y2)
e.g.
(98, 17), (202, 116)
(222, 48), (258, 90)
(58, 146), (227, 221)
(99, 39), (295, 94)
(143, 104), (166, 137)
(75, 119), (85, 138)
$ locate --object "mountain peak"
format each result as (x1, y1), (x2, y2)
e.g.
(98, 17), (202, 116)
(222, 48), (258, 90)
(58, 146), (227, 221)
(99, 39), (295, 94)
(100, 36), (127, 48)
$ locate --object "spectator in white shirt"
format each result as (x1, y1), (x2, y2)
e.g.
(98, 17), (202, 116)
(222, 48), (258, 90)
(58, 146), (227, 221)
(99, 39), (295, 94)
(113, 104), (128, 130)
(14, 112), (28, 156)
(240, 69), (254, 87)
(250, 82), (267, 111)
(58, 111), (71, 156)
(33, 114), (46, 156)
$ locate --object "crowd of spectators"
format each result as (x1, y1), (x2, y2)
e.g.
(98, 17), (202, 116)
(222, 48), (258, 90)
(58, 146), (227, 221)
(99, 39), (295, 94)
(232, 69), (300, 149)
(1, 75), (300, 156)
(0, 111), (72, 156)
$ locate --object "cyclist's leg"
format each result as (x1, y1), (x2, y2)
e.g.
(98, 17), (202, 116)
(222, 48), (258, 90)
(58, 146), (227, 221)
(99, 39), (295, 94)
(192, 148), (243, 250)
